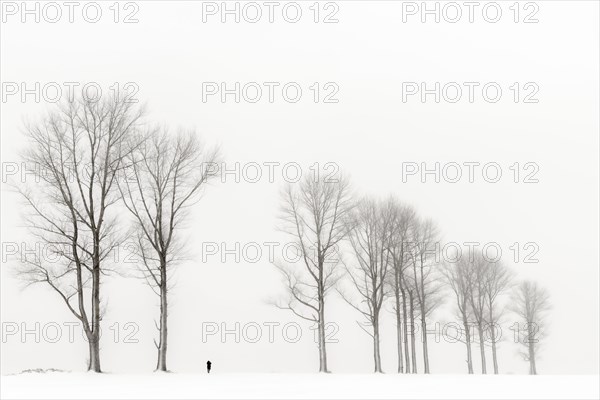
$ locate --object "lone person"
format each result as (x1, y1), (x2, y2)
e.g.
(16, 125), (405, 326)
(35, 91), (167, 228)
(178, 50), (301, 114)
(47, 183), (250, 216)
(206, 360), (212, 374)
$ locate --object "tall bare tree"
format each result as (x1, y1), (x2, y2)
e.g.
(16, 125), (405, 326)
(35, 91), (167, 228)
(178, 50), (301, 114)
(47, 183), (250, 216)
(482, 261), (514, 374)
(510, 280), (551, 375)
(118, 129), (220, 371)
(386, 199), (416, 373)
(14, 95), (143, 372)
(340, 198), (392, 373)
(273, 173), (352, 373)
(441, 256), (475, 374)
(408, 218), (443, 374)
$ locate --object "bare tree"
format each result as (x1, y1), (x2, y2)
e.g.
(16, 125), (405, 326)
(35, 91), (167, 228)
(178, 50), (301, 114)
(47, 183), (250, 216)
(510, 280), (551, 375)
(441, 256), (475, 374)
(386, 199), (416, 373)
(444, 252), (513, 375)
(14, 95), (143, 372)
(118, 129), (220, 372)
(466, 252), (490, 374)
(408, 218), (443, 374)
(340, 197), (392, 373)
(272, 173), (352, 373)
(482, 261), (514, 374)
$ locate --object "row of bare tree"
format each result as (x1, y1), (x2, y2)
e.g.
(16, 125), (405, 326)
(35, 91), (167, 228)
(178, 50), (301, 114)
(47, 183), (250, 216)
(273, 175), (551, 375)
(15, 96), (220, 372)
(13, 96), (550, 374)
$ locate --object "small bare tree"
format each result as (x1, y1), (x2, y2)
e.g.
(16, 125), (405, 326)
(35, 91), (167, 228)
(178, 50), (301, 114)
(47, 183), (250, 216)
(510, 280), (551, 375)
(482, 261), (514, 374)
(14, 95), (143, 372)
(408, 218), (443, 374)
(340, 198), (392, 373)
(441, 256), (475, 374)
(468, 252), (493, 374)
(386, 199), (416, 373)
(272, 173), (352, 373)
(118, 129), (220, 371)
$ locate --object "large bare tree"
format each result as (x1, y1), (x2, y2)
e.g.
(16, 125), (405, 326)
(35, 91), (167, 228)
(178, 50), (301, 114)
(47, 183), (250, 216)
(340, 197), (392, 373)
(14, 95), (143, 372)
(510, 280), (551, 375)
(118, 129), (220, 371)
(273, 173), (352, 373)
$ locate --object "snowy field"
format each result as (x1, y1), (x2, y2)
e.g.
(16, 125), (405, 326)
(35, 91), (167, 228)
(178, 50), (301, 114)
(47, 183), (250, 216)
(1, 372), (598, 399)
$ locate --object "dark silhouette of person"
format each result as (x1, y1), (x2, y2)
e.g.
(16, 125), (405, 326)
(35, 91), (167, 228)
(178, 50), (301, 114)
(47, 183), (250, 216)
(206, 360), (212, 374)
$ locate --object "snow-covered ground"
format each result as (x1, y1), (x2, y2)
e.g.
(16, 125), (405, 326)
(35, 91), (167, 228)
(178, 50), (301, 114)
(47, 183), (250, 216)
(1, 372), (598, 399)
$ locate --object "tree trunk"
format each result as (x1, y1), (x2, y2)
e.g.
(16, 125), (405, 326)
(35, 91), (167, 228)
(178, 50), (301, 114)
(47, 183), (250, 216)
(89, 253), (101, 373)
(88, 334), (101, 372)
(394, 281), (404, 373)
(528, 325), (537, 375)
(419, 264), (430, 374)
(373, 314), (382, 373)
(409, 291), (417, 373)
(421, 317), (430, 374)
(489, 305), (499, 374)
(478, 324), (487, 374)
(462, 315), (474, 374)
(156, 263), (168, 372)
(318, 292), (329, 373)
(85, 324), (101, 373)
(490, 334), (499, 374)
(400, 287), (411, 373)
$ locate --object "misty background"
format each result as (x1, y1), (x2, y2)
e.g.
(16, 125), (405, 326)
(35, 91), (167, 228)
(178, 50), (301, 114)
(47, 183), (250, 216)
(1, 1), (598, 375)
